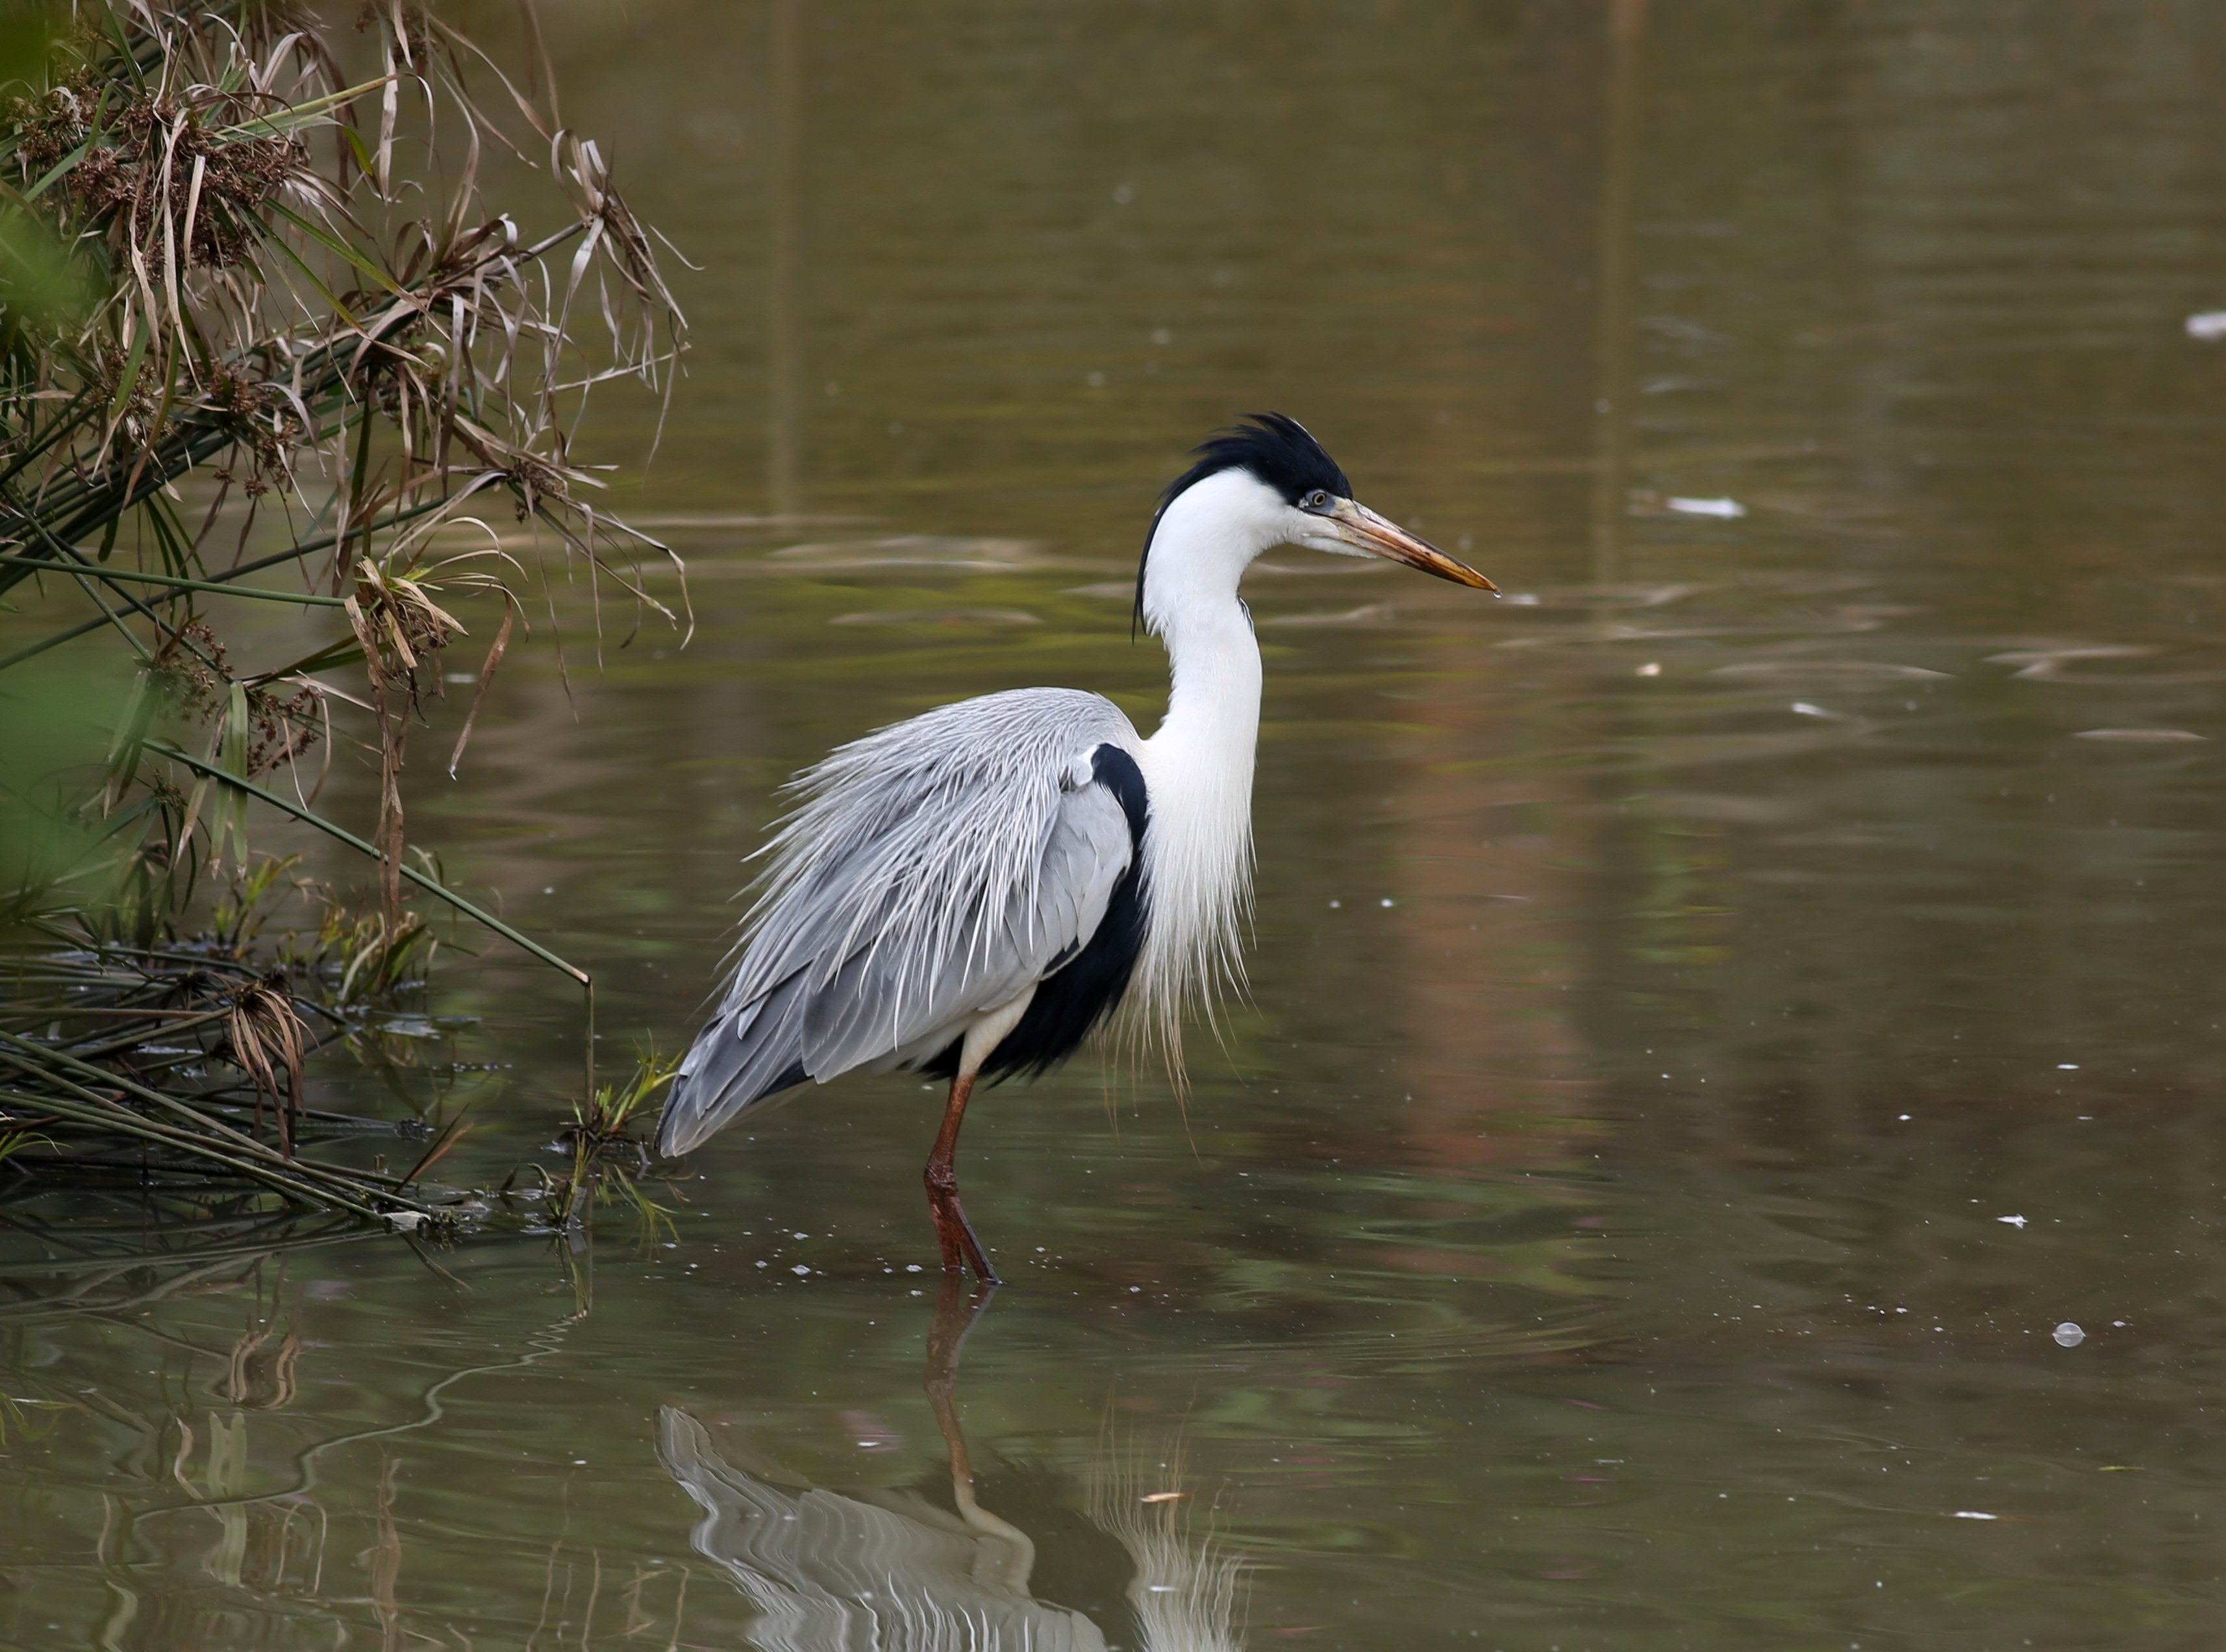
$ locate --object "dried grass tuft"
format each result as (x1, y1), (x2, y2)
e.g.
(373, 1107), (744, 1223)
(0, 1), (686, 1221)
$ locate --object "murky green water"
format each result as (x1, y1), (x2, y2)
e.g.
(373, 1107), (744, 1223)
(10, 2), (2226, 1646)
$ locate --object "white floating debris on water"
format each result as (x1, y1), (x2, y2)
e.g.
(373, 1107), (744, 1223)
(2186, 310), (2226, 341)
(1954, 1510), (1999, 1521)
(1998, 1216), (2027, 1229)
(1379, 897), (1395, 908)
(2074, 728), (2207, 743)
(2053, 1321), (2084, 1347)
(2058, 1063), (2079, 1070)
(1665, 495), (1747, 519)
(791, 1264), (811, 1277)
(386, 1211), (428, 1233)
(1792, 702), (1828, 718)
(1505, 591), (1542, 605)
(1899, 1113), (1912, 1121)
(1636, 661), (1662, 676)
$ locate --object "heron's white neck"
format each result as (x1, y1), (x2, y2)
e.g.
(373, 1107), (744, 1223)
(1129, 470), (1279, 1060)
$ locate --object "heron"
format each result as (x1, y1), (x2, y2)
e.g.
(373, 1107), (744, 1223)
(657, 414), (1496, 1281)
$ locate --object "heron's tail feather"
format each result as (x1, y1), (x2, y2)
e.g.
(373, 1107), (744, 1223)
(657, 975), (812, 1155)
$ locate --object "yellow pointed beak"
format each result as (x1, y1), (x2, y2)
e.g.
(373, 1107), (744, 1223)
(1322, 499), (1498, 591)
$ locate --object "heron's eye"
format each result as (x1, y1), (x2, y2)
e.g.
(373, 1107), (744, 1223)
(1302, 489), (1331, 511)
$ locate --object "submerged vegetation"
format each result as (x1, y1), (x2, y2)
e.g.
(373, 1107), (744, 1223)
(0, 1), (687, 1225)
(528, 1048), (679, 1236)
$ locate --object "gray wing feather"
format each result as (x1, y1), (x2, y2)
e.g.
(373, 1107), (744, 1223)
(659, 688), (1138, 1155)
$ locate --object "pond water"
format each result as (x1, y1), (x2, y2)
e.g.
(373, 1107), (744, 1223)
(8, 2), (2226, 1647)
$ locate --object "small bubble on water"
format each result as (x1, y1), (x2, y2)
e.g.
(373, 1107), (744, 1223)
(2053, 1321), (2084, 1347)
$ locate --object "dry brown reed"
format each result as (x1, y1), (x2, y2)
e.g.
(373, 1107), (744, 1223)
(0, 1), (688, 1221)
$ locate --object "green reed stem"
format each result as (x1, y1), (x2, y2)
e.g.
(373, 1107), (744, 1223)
(0, 553), (351, 605)
(151, 743), (593, 990)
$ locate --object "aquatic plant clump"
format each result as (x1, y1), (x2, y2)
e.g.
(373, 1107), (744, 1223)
(0, 1), (688, 1220)
(0, 926), (449, 1225)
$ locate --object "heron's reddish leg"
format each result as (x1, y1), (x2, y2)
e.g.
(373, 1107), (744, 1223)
(924, 1070), (1001, 1283)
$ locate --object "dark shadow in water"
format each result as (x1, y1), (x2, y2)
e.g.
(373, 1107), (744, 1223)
(660, 1279), (1245, 1651)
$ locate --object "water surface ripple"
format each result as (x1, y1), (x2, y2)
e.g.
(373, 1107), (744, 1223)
(6, 3), (2226, 1647)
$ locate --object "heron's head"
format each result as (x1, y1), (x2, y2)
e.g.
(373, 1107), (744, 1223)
(1135, 413), (1495, 636)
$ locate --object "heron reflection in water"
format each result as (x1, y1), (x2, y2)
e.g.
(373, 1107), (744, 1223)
(658, 416), (1497, 1277)
(658, 1286), (1244, 1651)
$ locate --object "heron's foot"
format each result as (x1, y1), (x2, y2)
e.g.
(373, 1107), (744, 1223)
(923, 1165), (1001, 1283)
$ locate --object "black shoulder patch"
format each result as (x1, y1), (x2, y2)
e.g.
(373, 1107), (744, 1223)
(1089, 743), (1147, 849)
